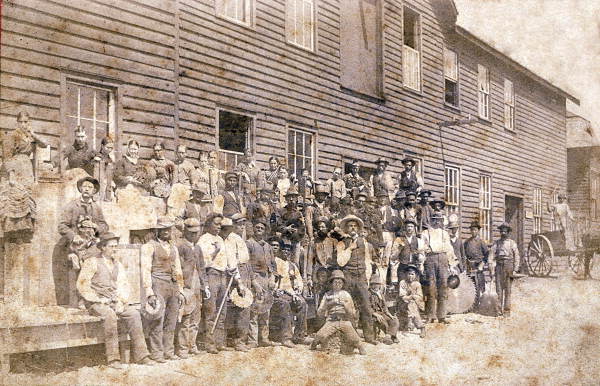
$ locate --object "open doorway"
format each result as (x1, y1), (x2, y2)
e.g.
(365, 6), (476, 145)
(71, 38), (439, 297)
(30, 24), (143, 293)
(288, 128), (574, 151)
(505, 195), (525, 273)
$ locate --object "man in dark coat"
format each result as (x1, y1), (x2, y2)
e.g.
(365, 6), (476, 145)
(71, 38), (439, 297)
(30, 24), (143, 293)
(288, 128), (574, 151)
(398, 157), (423, 196)
(63, 127), (99, 176)
(463, 220), (489, 306)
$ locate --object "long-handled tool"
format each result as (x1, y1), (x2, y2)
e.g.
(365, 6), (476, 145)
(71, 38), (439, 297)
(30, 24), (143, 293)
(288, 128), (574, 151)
(210, 272), (236, 335)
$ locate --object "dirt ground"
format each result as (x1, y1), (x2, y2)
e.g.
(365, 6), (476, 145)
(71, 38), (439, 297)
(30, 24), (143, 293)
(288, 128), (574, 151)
(2, 275), (599, 386)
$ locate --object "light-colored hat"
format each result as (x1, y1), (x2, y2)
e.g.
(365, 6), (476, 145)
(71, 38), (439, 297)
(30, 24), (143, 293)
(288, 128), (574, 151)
(77, 176), (100, 194)
(340, 215), (364, 230)
(183, 218), (202, 232)
(141, 294), (165, 321)
(231, 213), (247, 223)
(155, 216), (175, 229)
(314, 184), (330, 195)
(231, 285), (254, 309)
(329, 269), (346, 282)
(333, 167), (342, 174)
(221, 218), (234, 228)
(224, 171), (239, 180)
(97, 232), (120, 247)
(285, 186), (299, 196)
(447, 220), (460, 229)
(369, 273), (384, 285)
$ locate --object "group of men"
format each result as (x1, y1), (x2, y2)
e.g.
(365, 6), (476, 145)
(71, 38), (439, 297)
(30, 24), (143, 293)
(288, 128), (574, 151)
(59, 137), (522, 369)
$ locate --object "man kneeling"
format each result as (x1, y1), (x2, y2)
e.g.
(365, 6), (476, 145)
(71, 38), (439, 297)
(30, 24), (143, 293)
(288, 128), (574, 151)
(310, 270), (366, 355)
(77, 233), (153, 368)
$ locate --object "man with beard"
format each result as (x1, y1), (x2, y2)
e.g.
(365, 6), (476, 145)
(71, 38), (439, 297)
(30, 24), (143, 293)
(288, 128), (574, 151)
(335, 215), (377, 344)
(343, 160), (368, 199)
(398, 157), (423, 196)
(305, 184), (332, 241)
(309, 216), (338, 280)
(173, 144), (195, 187)
(270, 241), (308, 347)
(246, 186), (277, 229)
(276, 186), (305, 234)
(399, 191), (421, 227)
(370, 158), (396, 200)
(140, 216), (185, 362)
(246, 220), (278, 347)
(64, 126), (99, 176)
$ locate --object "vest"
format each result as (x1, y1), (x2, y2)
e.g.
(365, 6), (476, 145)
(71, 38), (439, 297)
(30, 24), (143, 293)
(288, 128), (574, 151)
(343, 237), (367, 272)
(399, 171), (419, 192)
(91, 257), (118, 300)
(151, 241), (178, 282)
(399, 236), (419, 265)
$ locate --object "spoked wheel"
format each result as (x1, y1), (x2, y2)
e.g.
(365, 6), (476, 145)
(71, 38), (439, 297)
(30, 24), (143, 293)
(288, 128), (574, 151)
(527, 235), (554, 277)
(568, 251), (595, 279)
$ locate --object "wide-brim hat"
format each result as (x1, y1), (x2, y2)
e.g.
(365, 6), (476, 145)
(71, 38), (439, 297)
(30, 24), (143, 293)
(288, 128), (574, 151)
(155, 216), (175, 229)
(447, 221), (460, 229)
(340, 215), (364, 230)
(284, 186), (299, 197)
(142, 294), (165, 321)
(314, 216), (330, 227)
(469, 220), (482, 229)
(429, 197), (446, 209)
(419, 190), (432, 197)
(231, 286), (254, 308)
(97, 232), (120, 247)
(375, 157), (389, 165)
(447, 274), (460, 290)
(369, 273), (384, 285)
(375, 191), (389, 198)
(405, 264), (420, 274)
(356, 191), (368, 199)
(314, 184), (330, 195)
(405, 191), (417, 198)
(77, 176), (100, 194)
(498, 222), (512, 232)
(401, 157), (416, 166)
(329, 269), (346, 283)
(181, 288), (196, 315)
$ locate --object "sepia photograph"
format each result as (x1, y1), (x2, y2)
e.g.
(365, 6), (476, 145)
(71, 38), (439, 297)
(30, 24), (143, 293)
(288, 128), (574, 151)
(0, 0), (599, 384)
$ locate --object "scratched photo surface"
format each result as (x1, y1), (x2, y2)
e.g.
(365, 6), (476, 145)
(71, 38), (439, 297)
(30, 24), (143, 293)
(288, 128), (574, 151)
(0, 0), (599, 385)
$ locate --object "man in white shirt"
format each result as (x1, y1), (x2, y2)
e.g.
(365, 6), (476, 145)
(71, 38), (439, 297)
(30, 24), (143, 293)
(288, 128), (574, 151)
(140, 217), (185, 362)
(77, 233), (153, 368)
(420, 213), (459, 324)
(489, 222), (521, 316)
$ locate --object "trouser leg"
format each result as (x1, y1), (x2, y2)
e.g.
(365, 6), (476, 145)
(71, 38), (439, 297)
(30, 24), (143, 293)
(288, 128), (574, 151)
(234, 306), (251, 342)
(386, 315), (399, 337)
(314, 321), (339, 345)
(203, 271), (227, 348)
(292, 297), (307, 342)
(119, 306), (150, 362)
(502, 260), (514, 311)
(276, 299), (293, 341)
(178, 294), (201, 354)
(339, 321), (361, 347)
(345, 272), (374, 341)
(424, 257), (438, 319)
(435, 255), (449, 320)
(162, 285), (179, 357)
(89, 304), (120, 363)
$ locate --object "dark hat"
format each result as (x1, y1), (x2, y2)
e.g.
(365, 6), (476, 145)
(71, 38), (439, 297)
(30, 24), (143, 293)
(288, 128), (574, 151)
(375, 157), (389, 165)
(314, 184), (330, 195)
(405, 264), (420, 274)
(469, 220), (482, 229)
(252, 218), (269, 228)
(394, 190), (406, 200)
(447, 274), (460, 290)
(431, 210), (445, 220)
(142, 294), (165, 321)
(356, 191), (368, 199)
(405, 191), (417, 198)
(97, 232), (120, 247)
(558, 192), (567, 199)
(419, 190), (432, 197)
(376, 191), (389, 198)
(403, 218), (418, 227)
(183, 218), (202, 232)
(281, 242), (293, 251)
(429, 196), (446, 209)
(329, 269), (346, 282)
(284, 186), (300, 197)
(350, 160), (360, 167)
(224, 171), (239, 180)
(498, 222), (512, 232)
(369, 273), (384, 285)
(401, 157), (416, 166)
(77, 176), (100, 194)
(155, 216), (175, 229)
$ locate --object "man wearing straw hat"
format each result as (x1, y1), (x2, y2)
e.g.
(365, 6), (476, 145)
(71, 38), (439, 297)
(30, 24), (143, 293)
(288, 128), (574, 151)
(336, 215), (377, 344)
(77, 232), (154, 368)
(140, 216), (185, 362)
(489, 222), (520, 316)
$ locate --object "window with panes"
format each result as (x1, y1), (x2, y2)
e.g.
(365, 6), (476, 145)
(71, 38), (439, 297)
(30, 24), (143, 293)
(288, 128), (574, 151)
(504, 78), (515, 130)
(478, 64), (490, 120)
(533, 187), (543, 234)
(286, 0), (315, 51)
(402, 7), (421, 91)
(591, 175), (600, 220)
(288, 128), (315, 179)
(445, 166), (460, 215)
(479, 174), (492, 242)
(216, 0), (253, 26)
(444, 47), (459, 107)
(217, 109), (254, 171)
(65, 80), (116, 151)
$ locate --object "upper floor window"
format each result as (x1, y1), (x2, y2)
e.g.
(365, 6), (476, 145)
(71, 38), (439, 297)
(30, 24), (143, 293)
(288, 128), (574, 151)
(504, 78), (515, 131)
(286, 0), (315, 51)
(217, 109), (254, 171)
(445, 165), (460, 215)
(533, 187), (543, 234)
(402, 7), (421, 91)
(65, 79), (116, 151)
(288, 127), (316, 179)
(478, 64), (490, 120)
(216, 0), (253, 26)
(444, 47), (459, 107)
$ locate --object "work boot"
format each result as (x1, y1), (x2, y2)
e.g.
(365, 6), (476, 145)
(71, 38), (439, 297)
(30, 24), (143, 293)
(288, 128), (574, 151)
(309, 339), (319, 351)
(165, 353), (180, 361)
(419, 327), (426, 338)
(189, 348), (202, 356)
(234, 339), (249, 352)
(382, 335), (393, 345)
(153, 356), (167, 363)
(358, 344), (367, 355)
(137, 357), (155, 366)
(205, 344), (219, 354)
(438, 318), (450, 325)
(109, 360), (124, 369)
(247, 341), (258, 349)
(282, 340), (295, 348)
(259, 326), (277, 346)
(178, 352), (190, 359)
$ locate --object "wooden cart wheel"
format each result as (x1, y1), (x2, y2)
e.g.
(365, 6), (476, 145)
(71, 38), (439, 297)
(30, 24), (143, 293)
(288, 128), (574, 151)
(527, 235), (554, 277)
(568, 251), (595, 279)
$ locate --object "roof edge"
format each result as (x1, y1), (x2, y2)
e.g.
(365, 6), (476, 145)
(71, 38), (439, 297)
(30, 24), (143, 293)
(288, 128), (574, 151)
(454, 25), (580, 105)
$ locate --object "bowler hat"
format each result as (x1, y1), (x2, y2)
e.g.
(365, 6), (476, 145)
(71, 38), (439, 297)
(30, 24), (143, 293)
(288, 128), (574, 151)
(375, 157), (389, 165)
(405, 191), (417, 198)
(429, 196), (446, 209)
(329, 269), (346, 283)
(77, 176), (100, 194)
(97, 232), (120, 247)
(405, 264), (420, 274)
(401, 157), (416, 166)
(142, 294), (165, 321)
(469, 220), (482, 229)
(314, 184), (330, 195)
(419, 190), (432, 197)
(340, 215), (364, 230)
(183, 218), (202, 232)
(498, 222), (512, 232)
(447, 274), (460, 290)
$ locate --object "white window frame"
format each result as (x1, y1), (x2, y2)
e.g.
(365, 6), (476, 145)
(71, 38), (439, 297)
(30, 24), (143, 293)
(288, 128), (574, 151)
(286, 0), (315, 51)
(533, 187), (543, 234)
(444, 165), (461, 216)
(479, 174), (492, 242)
(550, 189), (559, 231)
(215, 107), (255, 171)
(591, 175), (600, 220)
(402, 7), (421, 92)
(478, 64), (490, 120)
(504, 78), (515, 131)
(444, 47), (459, 107)
(287, 126), (317, 179)
(215, 0), (254, 27)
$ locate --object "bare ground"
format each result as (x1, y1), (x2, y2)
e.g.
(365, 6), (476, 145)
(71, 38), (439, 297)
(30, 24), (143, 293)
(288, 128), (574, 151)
(2, 275), (599, 386)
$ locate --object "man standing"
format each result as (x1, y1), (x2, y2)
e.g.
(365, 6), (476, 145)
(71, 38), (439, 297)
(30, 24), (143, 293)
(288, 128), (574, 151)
(235, 149), (266, 196)
(173, 144), (195, 186)
(176, 218), (210, 358)
(305, 184), (332, 241)
(386, 219), (425, 284)
(181, 182), (212, 226)
(198, 213), (238, 353)
(377, 191), (399, 245)
(489, 222), (520, 316)
(56, 176), (108, 306)
(246, 186), (277, 227)
(326, 167), (346, 208)
(192, 150), (223, 201)
(276, 186), (305, 233)
(335, 215), (377, 344)
(246, 220), (278, 347)
(64, 126), (98, 176)
(463, 220), (489, 307)
(77, 233), (153, 368)
(140, 216), (184, 362)
(398, 157), (423, 195)
(343, 160), (368, 199)
(220, 172), (246, 218)
(370, 158), (396, 200)
(448, 220), (466, 272)
(309, 217), (338, 280)
(418, 190), (433, 231)
(547, 193), (576, 251)
(399, 191), (421, 227)
(420, 213), (459, 324)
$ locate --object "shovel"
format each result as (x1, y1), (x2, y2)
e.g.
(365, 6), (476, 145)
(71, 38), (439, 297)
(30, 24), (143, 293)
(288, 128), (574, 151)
(478, 279), (501, 317)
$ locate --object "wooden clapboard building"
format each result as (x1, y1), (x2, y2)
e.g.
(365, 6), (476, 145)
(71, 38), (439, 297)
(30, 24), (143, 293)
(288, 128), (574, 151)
(1, 1), (578, 273)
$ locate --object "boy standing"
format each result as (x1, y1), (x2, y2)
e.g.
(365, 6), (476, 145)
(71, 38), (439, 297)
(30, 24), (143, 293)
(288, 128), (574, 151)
(310, 270), (366, 355)
(398, 265), (425, 338)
